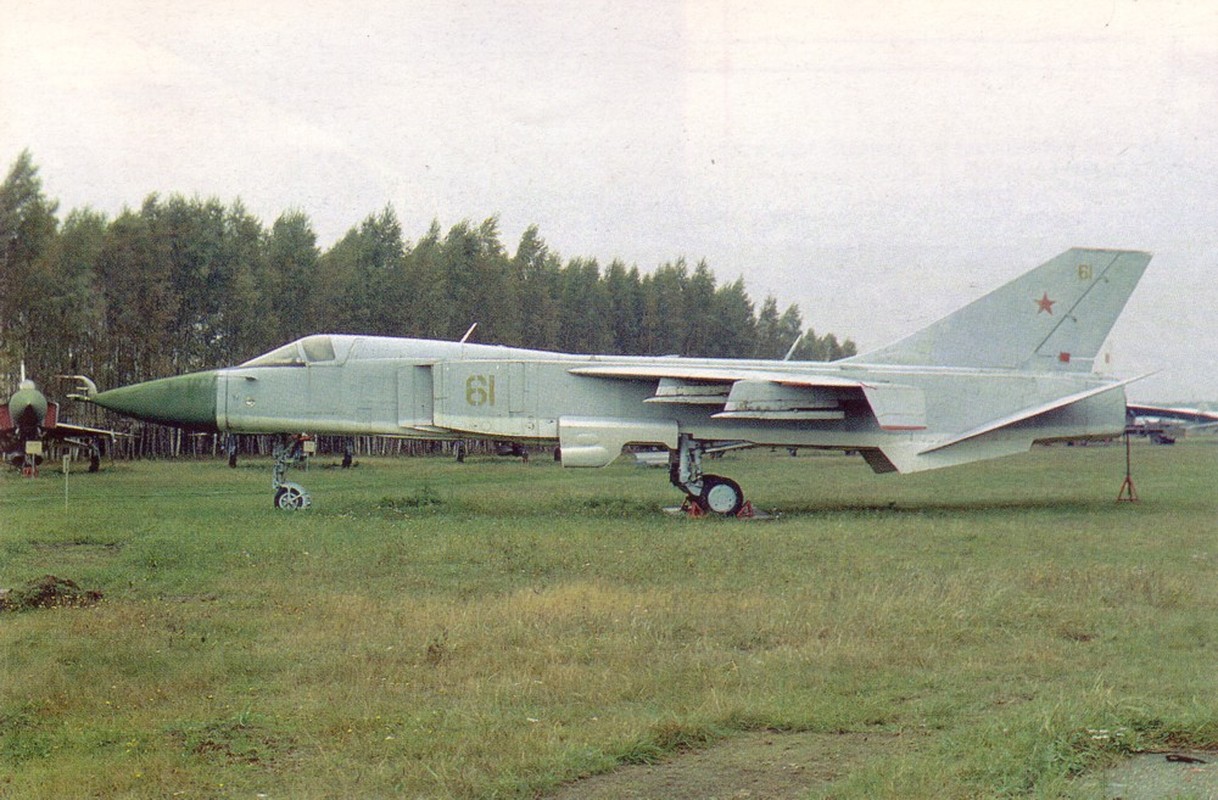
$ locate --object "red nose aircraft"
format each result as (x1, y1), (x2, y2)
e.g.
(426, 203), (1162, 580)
(1, 365), (119, 475)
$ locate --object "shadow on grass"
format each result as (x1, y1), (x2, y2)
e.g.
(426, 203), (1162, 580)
(773, 496), (1131, 518)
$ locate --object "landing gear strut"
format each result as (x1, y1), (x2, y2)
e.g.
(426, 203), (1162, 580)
(668, 434), (746, 516)
(272, 434), (312, 510)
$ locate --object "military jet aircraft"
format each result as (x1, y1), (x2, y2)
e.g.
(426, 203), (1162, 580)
(1, 365), (118, 474)
(74, 248), (1151, 512)
(1126, 403), (1218, 444)
(1127, 404), (1218, 427)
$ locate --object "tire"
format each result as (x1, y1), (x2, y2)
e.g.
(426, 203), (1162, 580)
(700, 474), (744, 516)
(274, 483), (310, 510)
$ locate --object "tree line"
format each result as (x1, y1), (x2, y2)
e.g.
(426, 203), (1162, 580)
(1, 150), (856, 455)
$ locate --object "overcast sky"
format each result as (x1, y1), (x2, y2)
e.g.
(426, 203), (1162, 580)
(2, 0), (1214, 401)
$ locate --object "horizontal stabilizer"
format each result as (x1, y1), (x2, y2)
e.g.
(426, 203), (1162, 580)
(920, 375), (1147, 454)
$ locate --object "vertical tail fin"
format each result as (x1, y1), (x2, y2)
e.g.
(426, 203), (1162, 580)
(848, 248), (1151, 371)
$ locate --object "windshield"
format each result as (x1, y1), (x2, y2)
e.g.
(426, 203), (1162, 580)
(241, 335), (337, 367)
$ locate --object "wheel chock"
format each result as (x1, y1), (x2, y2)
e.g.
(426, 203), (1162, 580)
(681, 497), (706, 518)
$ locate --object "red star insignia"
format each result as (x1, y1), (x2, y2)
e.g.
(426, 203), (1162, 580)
(1036, 292), (1056, 314)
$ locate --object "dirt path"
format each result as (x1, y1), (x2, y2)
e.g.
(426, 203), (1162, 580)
(1098, 751), (1218, 799)
(546, 730), (912, 800)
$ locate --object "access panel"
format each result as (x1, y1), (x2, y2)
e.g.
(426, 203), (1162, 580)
(431, 361), (547, 438)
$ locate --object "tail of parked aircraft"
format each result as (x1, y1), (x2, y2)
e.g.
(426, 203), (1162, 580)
(849, 248), (1152, 372)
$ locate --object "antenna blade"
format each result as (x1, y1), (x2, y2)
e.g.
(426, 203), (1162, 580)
(782, 334), (804, 362)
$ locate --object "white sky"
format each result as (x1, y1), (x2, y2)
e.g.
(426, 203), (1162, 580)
(2, 0), (1214, 401)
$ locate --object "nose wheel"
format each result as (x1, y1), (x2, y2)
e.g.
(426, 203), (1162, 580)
(274, 482), (312, 510)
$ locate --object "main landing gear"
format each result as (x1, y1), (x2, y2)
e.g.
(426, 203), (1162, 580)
(668, 434), (750, 517)
(272, 434), (312, 510)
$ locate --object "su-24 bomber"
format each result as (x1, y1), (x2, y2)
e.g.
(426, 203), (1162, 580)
(73, 248), (1152, 512)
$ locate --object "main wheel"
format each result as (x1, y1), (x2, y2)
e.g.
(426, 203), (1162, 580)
(699, 474), (744, 516)
(274, 482), (312, 510)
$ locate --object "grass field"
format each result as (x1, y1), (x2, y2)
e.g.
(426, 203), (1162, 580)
(1, 440), (1215, 798)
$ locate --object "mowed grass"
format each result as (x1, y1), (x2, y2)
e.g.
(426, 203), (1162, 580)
(1, 440), (1215, 798)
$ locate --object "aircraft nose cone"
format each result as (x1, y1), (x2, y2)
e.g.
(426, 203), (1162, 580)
(92, 371), (219, 431)
(9, 387), (47, 433)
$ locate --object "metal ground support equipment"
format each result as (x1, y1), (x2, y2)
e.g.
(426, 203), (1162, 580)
(1116, 431), (1139, 502)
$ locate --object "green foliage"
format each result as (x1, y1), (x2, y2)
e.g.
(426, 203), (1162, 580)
(376, 485), (444, 511)
(614, 719), (725, 765)
(166, 713), (297, 770)
(1, 151), (857, 444)
(0, 150), (61, 374)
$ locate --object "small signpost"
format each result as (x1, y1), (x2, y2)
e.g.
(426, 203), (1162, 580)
(23, 440), (42, 477)
(62, 453), (71, 508)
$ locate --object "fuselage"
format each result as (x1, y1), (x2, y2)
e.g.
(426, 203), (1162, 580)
(90, 333), (1128, 474)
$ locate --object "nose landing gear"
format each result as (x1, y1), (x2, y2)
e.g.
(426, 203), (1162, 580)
(272, 435), (312, 510)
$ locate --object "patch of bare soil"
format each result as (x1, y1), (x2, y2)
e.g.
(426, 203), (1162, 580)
(546, 730), (914, 800)
(1099, 750), (1218, 799)
(0, 574), (103, 611)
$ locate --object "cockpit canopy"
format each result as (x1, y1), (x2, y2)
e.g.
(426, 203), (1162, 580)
(241, 335), (337, 367)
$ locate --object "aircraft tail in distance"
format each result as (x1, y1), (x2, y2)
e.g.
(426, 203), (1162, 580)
(849, 248), (1152, 372)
